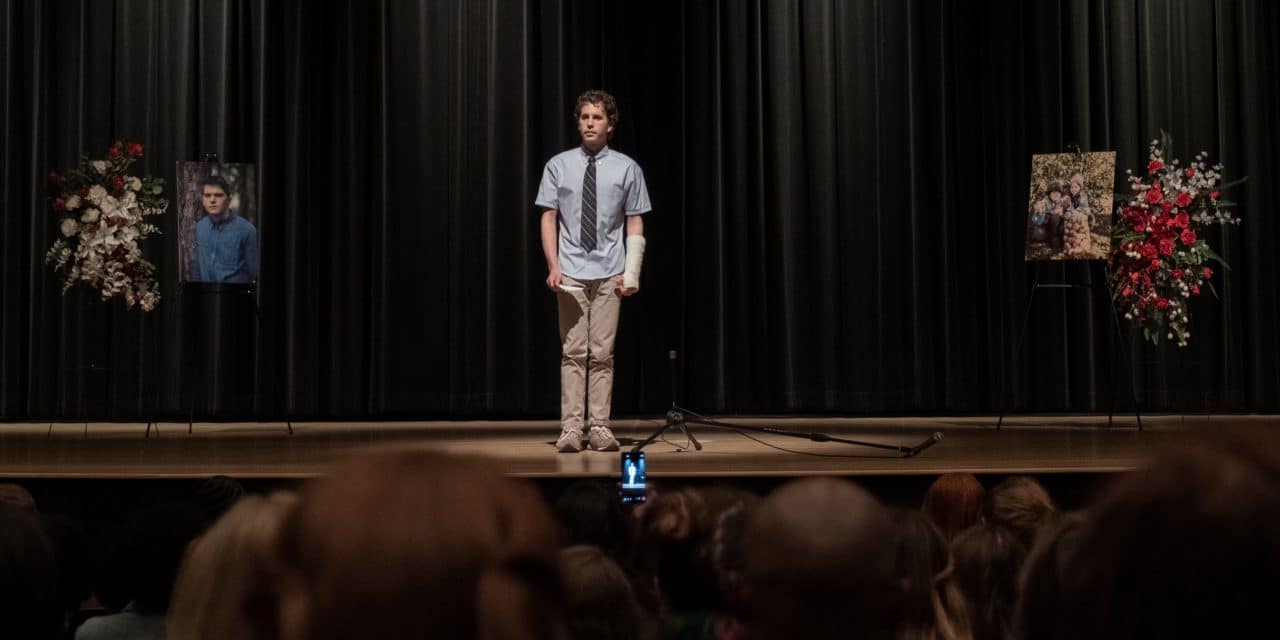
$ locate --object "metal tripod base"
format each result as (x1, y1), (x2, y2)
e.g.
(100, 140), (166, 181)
(662, 409), (703, 451)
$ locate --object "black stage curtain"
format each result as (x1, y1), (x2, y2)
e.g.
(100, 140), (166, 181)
(1, 0), (1277, 420)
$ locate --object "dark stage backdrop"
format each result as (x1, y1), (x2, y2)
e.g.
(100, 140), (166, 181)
(1, 0), (1277, 421)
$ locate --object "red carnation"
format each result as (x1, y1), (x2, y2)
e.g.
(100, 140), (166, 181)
(1145, 187), (1163, 204)
(110, 175), (126, 192)
(1175, 192), (1192, 208)
(1139, 243), (1158, 259)
(1180, 229), (1197, 245)
(1161, 201), (1173, 213)
(1192, 285), (1200, 295)
(1171, 269), (1184, 279)
(108, 144), (122, 158)
(1148, 159), (1165, 174)
(1129, 272), (1141, 283)
(1122, 286), (1133, 297)
(1202, 267), (1213, 279)
(1151, 259), (1163, 270)
(1156, 298), (1170, 309)
(1158, 238), (1175, 256)
(1185, 167), (1196, 177)
(127, 142), (144, 157)
(1175, 212), (1190, 227)
(1210, 191), (1220, 200)
(53, 197), (66, 211)
(78, 186), (90, 198)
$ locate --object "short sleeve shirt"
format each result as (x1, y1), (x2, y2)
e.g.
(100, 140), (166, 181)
(535, 146), (651, 279)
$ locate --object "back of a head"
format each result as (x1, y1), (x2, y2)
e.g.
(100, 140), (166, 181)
(0, 507), (61, 640)
(1014, 511), (1090, 640)
(951, 523), (1026, 640)
(892, 509), (971, 640)
(39, 512), (92, 624)
(739, 477), (901, 640)
(554, 479), (632, 559)
(559, 545), (646, 640)
(274, 449), (565, 640)
(0, 482), (38, 514)
(1047, 427), (1280, 639)
(983, 476), (1056, 550)
(922, 473), (985, 541)
(636, 484), (757, 613)
(99, 500), (206, 613)
(190, 475), (247, 528)
(167, 492), (297, 640)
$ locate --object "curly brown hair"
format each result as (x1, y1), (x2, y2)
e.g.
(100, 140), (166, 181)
(574, 90), (620, 136)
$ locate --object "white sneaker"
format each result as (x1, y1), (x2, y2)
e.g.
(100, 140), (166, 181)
(556, 428), (585, 453)
(587, 425), (619, 451)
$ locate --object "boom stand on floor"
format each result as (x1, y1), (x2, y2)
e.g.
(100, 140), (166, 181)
(629, 350), (944, 458)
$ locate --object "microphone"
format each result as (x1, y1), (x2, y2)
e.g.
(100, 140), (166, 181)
(906, 432), (944, 457)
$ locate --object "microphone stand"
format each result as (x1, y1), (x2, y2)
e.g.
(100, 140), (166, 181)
(629, 351), (943, 458)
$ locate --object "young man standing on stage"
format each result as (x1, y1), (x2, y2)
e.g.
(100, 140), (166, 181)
(536, 90), (650, 453)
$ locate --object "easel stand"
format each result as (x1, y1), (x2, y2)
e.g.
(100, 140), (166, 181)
(996, 262), (1142, 430)
(630, 351), (943, 457)
(162, 280), (290, 438)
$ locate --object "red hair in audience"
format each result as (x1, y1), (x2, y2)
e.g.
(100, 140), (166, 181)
(922, 473), (985, 541)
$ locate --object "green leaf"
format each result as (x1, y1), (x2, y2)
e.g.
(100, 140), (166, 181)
(1160, 130), (1173, 158)
(1217, 176), (1248, 190)
(1198, 244), (1231, 270)
(1206, 279), (1219, 299)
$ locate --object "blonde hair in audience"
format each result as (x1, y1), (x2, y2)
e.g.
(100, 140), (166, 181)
(167, 491), (297, 640)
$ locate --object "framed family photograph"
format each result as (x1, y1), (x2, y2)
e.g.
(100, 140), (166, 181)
(1024, 151), (1115, 261)
(176, 162), (259, 284)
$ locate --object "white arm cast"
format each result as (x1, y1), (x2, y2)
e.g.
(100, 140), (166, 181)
(624, 235), (646, 290)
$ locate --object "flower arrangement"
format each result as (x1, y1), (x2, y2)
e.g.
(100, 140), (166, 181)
(45, 140), (167, 311)
(1108, 132), (1243, 346)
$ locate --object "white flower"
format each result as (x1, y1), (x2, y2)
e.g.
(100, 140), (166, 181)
(92, 160), (108, 174)
(80, 208), (100, 223)
(60, 218), (79, 237)
(128, 177), (142, 191)
(87, 185), (107, 204)
(65, 195), (81, 210)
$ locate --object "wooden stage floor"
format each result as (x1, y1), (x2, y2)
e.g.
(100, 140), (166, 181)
(2, 414), (1271, 480)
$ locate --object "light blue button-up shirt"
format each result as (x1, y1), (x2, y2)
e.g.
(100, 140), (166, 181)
(195, 212), (259, 283)
(535, 146), (651, 279)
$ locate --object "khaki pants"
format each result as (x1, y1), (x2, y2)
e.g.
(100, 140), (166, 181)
(557, 274), (621, 431)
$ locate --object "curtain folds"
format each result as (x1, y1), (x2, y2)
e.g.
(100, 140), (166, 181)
(1, 0), (1276, 420)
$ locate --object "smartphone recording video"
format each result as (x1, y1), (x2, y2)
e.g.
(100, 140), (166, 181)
(619, 450), (646, 504)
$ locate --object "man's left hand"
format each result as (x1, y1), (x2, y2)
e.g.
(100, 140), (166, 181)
(616, 275), (637, 297)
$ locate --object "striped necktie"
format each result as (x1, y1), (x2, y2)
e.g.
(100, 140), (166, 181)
(581, 155), (597, 251)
